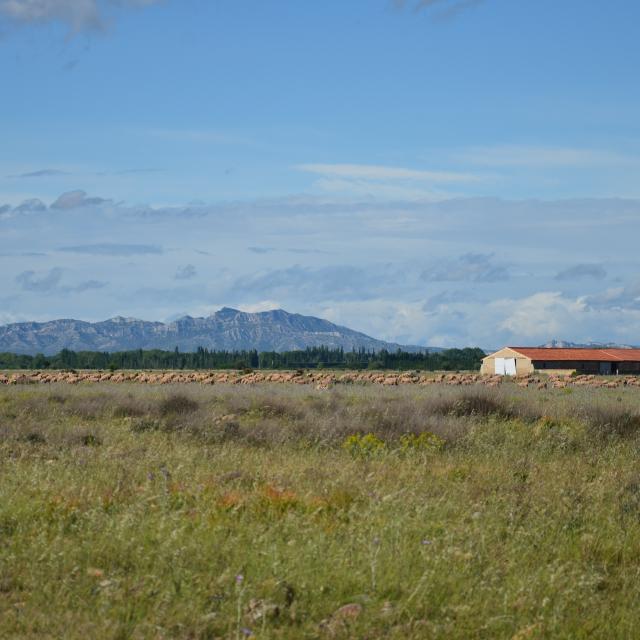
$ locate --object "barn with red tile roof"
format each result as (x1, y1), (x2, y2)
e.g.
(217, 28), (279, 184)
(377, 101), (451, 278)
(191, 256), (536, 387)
(481, 347), (640, 376)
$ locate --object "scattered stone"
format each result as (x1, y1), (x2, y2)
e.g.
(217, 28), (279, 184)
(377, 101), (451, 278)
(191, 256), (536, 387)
(319, 603), (363, 636)
(218, 470), (244, 483)
(246, 598), (280, 622)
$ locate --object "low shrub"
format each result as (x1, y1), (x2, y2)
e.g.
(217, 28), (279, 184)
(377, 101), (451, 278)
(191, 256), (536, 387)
(80, 433), (102, 447)
(130, 418), (162, 433)
(433, 392), (514, 419)
(112, 402), (146, 418)
(399, 431), (445, 452)
(342, 433), (387, 458)
(159, 394), (199, 417)
(585, 406), (640, 439)
(20, 431), (47, 445)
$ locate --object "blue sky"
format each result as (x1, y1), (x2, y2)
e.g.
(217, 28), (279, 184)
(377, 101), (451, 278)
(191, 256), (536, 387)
(1, 0), (640, 347)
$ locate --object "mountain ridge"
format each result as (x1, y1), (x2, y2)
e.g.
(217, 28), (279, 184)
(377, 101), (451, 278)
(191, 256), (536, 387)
(539, 339), (639, 349)
(0, 307), (438, 356)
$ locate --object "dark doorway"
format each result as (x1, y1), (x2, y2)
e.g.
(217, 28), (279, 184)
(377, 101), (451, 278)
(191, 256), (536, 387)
(599, 362), (613, 375)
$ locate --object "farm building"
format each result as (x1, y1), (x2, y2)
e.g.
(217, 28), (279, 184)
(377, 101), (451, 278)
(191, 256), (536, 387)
(481, 347), (640, 376)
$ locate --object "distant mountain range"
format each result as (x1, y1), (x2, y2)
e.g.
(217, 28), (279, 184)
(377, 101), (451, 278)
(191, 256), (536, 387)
(540, 339), (639, 349)
(0, 307), (439, 356)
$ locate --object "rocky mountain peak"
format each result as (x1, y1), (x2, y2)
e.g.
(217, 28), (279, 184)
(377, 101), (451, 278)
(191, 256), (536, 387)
(0, 308), (436, 356)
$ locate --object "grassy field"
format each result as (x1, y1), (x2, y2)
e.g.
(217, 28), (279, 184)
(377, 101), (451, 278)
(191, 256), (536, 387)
(2, 381), (640, 639)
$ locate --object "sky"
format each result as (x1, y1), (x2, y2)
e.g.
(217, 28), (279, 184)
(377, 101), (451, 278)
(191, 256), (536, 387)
(1, 0), (640, 348)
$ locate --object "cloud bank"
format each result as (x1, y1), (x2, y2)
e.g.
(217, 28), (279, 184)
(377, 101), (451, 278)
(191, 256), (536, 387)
(555, 264), (607, 281)
(51, 190), (109, 210)
(15, 268), (106, 294)
(2, 189), (640, 348)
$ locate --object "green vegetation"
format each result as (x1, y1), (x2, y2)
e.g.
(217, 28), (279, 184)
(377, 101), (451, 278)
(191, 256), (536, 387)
(0, 345), (485, 372)
(2, 382), (640, 638)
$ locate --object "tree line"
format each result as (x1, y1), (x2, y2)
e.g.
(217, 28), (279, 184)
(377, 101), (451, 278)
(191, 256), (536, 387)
(0, 345), (485, 371)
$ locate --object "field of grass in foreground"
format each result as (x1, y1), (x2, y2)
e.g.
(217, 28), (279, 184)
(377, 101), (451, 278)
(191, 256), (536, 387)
(2, 382), (640, 639)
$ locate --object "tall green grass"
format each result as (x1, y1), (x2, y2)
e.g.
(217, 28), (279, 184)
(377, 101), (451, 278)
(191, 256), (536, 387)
(1, 383), (640, 638)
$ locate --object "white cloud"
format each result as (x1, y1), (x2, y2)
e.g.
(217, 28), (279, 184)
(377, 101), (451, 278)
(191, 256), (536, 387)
(311, 177), (449, 201)
(0, 0), (162, 33)
(318, 299), (433, 346)
(234, 300), (284, 313)
(583, 281), (640, 311)
(0, 309), (31, 325)
(297, 162), (484, 201)
(0, 0), (101, 30)
(298, 163), (481, 184)
(495, 292), (586, 340)
(320, 290), (640, 349)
